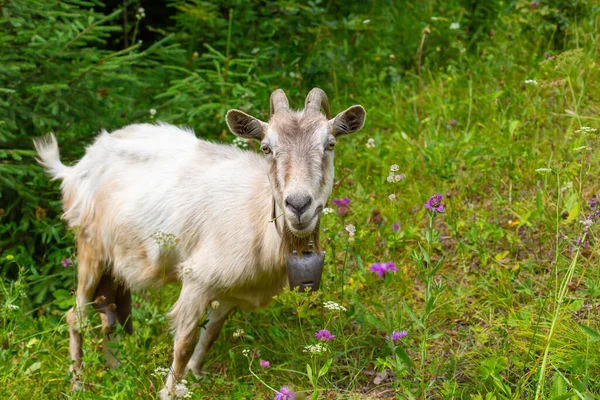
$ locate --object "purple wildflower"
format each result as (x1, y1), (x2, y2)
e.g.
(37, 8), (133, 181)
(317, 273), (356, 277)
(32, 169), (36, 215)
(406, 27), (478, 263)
(531, 1), (539, 7)
(424, 194), (445, 213)
(544, 52), (551, 58)
(449, 119), (458, 127)
(333, 197), (350, 207)
(391, 222), (400, 233)
(369, 262), (398, 277)
(260, 359), (270, 369)
(332, 197), (351, 217)
(61, 258), (72, 267)
(274, 386), (295, 400)
(385, 262), (398, 272)
(386, 330), (408, 341)
(314, 329), (336, 342)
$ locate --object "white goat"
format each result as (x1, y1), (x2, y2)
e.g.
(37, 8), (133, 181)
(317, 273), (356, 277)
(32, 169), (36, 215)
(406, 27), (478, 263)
(34, 88), (366, 397)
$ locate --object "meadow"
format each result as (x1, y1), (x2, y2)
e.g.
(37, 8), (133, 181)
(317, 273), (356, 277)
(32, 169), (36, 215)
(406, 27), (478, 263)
(1, 1), (600, 398)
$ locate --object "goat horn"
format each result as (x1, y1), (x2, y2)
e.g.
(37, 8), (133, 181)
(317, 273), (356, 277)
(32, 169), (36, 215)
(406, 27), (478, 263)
(270, 89), (289, 116)
(304, 88), (331, 119)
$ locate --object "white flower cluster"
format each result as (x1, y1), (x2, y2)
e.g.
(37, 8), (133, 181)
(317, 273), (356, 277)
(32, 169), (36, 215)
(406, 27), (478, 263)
(136, 7), (146, 19)
(175, 380), (192, 399)
(449, 22), (460, 30)
(324, 301), (347, 312)
(366, 138), (375, 148)
(322, 207), (334, 215)
(575, 126), (598, 134)
(345, 224), (356, 242)
(151, 366), (170, 378)
(524, 79), (538, 86)
(149, 108), (157, 116)
(242, 349), (250, 357)
(233, 136), (249, 148)
(233, 328), (245, 339)
(387, 164), (405, 183)
(303, 344), (327, 354)
(388, 194), (396, 201)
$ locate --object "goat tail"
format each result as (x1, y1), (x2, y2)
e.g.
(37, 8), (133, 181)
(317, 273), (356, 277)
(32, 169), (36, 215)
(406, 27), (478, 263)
(33, 133), (71, 180)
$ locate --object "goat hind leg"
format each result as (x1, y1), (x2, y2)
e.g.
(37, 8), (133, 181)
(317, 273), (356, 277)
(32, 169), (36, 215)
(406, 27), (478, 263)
(66, 241), (103, 388)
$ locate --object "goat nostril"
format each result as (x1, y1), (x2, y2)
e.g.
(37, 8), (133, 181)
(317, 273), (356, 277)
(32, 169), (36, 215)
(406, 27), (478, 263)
(285, 195), (312, 217)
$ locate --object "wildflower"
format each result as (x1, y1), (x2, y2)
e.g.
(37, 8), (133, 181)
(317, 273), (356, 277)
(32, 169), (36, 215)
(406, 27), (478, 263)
(233, 328), (245, 339)
(390, 164), (399, 172)
(449, 118), (458, 127)
(346, 224), (356, 242)
(323, 301), (347, 312)
(322, 207), (334, 215)
(370, 262), (398, 277)
(151, 366), (170, 378)
(580, 218), (593, 228)
(394, 173), (406, 182)
(388, 194), (396, 201)
(303, 344), (327, 354)
(524, 79), (538, 85)
(391, 222), (400, 232)
(314, 329), (336, 342)
(386, 173), (394, 183)
(210, 300), (220, 309)
(174, 382), (189, 398)
(233, 136), (249, 148)
(544, 52), (551, 58)
(366, 138), (376, 148)
(6, 304), (19, 310)
(242, 349), (250, 357)
(333, 197), (350, 217)
(574, 127), (598, 134)
(333, 197), (350, 207)
(260, 359), (270, 369)
(386, 330), (408, 342)
(531, 1), (539, 7)
(61, 258), (72, 267)
(363, 19), (371, 24)
(136, 7), (146, 19)
(149, 108), (157, 116)
(535, 167), (552, 173)
(274, 386), (296, 400)
(424, 194), (445, 213)
(449, 22), (460, 30)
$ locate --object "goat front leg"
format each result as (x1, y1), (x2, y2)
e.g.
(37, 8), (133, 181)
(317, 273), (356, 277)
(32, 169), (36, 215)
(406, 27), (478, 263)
(186, 300), (235, 378)
(160, 285), (207, 399)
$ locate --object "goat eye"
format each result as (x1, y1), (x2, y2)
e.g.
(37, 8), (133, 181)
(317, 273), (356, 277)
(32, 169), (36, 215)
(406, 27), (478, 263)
(260, 144), (271, 155)
(326, 142), (336, 151)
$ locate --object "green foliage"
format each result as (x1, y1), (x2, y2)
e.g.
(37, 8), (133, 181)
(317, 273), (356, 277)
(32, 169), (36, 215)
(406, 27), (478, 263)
(2, 0), (600, 398)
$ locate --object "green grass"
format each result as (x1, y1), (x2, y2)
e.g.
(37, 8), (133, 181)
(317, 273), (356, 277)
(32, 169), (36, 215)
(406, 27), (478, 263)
(2, 4), (600, 400)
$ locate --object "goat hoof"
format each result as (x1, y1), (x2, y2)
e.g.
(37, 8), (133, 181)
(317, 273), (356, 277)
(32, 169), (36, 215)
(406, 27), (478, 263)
(158, 387), (175, 400)
(70, 376), (84, 391)
(185, 364), (205, 380)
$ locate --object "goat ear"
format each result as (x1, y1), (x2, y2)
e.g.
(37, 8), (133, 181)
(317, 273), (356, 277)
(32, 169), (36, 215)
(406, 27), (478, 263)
(329, 105), (366, 137)
(226, 109), (267, 140)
